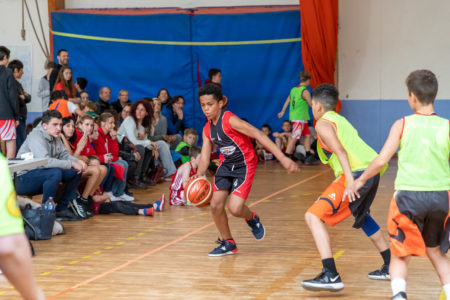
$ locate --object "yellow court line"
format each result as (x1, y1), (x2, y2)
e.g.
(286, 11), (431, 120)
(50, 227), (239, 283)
(440, 290), (445, 300)
(51, 30), (301, 46)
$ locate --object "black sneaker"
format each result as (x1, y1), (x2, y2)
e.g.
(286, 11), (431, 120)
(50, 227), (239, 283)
(301, 268), (344, 292)
(70, 198), (87, 219)
(208, 239), (238, 257)
(368, 264), (390, 280)
(56, 209), (82, 221)
(304, 154), (320, 165)
(246, 213), (265, 240)
(391, 291), (407, 300)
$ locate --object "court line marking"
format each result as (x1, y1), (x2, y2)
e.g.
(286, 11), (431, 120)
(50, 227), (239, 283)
(47, 170), (329, 299)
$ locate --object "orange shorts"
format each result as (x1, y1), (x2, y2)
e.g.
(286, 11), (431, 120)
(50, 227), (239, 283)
(307, 171), (380, 228)
(387, 190), (450, 257)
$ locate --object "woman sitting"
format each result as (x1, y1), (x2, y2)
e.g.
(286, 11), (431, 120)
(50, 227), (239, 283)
(162, 95), (186, 136)
(118, 100), (176, 181)
(60, 116), (107, 218)
(93, 113), (133, 201)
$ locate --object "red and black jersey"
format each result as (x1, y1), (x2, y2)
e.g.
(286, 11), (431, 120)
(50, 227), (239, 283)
(204, 111), (257, 167)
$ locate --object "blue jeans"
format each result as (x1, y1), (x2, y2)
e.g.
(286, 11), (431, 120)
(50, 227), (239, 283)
(16, 119), (26, 151)
(112, 160), (128, 197)
(16, 168), (82, 211)
(101, 164), (115, 192)
(156, 140), (176, 176)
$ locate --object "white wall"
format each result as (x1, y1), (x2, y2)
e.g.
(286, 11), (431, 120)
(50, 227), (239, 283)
(65, 0), (298, 9)
(0, 0), (50, 113)
(338, 0), (450, 100)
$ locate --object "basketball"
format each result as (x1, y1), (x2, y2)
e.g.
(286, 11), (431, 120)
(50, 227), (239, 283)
(185, 178), (213, 207)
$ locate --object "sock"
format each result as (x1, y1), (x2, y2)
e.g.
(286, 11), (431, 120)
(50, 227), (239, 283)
(391, 278), (406, 296)
(143, 208), (153, 216)
(224, 238), (235, 245)
(443, 283), (450, 300)
(246, 212), (256, 222)
(380, 249), (391, 266)
(322, 258), (338, 275)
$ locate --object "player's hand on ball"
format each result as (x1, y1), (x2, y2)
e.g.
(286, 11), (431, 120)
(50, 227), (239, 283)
(281, 157), (299, 173)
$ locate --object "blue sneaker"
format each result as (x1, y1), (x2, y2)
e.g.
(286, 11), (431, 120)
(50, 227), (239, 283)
(208, 239), (238, 257)
(246, 212), (265, 240)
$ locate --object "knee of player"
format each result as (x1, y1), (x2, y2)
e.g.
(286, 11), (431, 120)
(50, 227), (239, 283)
(228, 203), (243, 216)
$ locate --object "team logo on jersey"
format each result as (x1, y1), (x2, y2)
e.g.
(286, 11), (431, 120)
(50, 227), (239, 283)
(220, 146), (236, 156)
(6, 190), (22, 219)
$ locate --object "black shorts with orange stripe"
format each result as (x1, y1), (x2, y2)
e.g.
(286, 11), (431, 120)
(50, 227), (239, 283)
(307, 170), (380, 228)
(387, 190), (450, 257)
(213, 162), (256, 201)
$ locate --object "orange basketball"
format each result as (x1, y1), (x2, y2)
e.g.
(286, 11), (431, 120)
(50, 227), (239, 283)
(185, 178), (213, 207)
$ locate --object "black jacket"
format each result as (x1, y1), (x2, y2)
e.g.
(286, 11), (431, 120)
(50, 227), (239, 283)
(49, 64), (62, 92)
(0, 66), (18, 120)
(96, 99), (113, 115)
(111, 99), (132, 114)
(14, 79), (31, 121)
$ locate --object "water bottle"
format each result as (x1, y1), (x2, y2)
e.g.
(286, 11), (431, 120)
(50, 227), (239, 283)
(45, 197), (55, 211)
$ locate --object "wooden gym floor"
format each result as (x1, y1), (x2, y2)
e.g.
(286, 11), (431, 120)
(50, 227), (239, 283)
(0, 160), (445, 299)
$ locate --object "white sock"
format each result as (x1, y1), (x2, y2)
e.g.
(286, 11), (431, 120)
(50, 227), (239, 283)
(443, 283), (450, 300)
(391, 278), (406, 295)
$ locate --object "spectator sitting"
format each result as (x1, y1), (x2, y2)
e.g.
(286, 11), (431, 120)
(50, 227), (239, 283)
(151, 97), (181, 149)
(93, 113), (133, 201)
(255, 124), (275, 161)
(204, 68), (222, 88)
(118, 100), (176, 180)
(60, 115), (107, 218)
(80, 100), (97, 115)
(111, 89), (132, 114)
(162, 95), (186, 136)
(38, 60), (57, 112)
(156, 88), (171, 105)
(16, 110), (86, 221)
(75, 77), (87, 96)
(96, 86), (113, 115)
(48, 90), (83, 118)
(8, 59), (31, 151)
(175, 128), (198, 165)
(273, 120), (292, 153)
(119, 103), (131, 126)
(79, 91), (89, 107)
(168, 145), (201, 206)
(53, 65), (77, 100)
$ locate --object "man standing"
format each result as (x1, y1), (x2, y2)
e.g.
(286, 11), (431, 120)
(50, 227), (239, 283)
(0, 46), (18, 158)
(8, 59), (31, 150)
(49, 49), (69, 91)
(16, 110), (87, 221)
(96, 86), (113, 115)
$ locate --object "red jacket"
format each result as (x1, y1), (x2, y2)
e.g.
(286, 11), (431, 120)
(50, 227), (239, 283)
(72, 129), (97, 157)
(92, 126), (120, 163)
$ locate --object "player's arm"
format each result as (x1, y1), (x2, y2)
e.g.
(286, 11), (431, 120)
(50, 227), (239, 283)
(302, 89), (312, 106)
(278, 95), (291, 119)
(354, 119), (402, 193)
(181, 164), (191, 188)
(196, 129), (212, 177)
(229, 116), (298, 173)
(315, 119), (356, 201)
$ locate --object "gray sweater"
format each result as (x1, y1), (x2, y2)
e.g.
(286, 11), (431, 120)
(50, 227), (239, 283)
(17, 125), (78, 174)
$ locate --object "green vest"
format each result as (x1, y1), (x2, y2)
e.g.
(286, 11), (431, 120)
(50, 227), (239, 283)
(175, 141), (192, 163)
(289, 86), (310, 121)
(395, 114), (450, 191)
(317, 111), (386, 177)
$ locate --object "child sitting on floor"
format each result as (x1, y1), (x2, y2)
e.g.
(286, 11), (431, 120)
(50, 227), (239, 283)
(169, 146), (202, 206)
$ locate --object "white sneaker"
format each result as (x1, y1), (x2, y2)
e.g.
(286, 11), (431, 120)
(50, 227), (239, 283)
(105, 192), (123, 202)
(118, 193), (134, 201)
